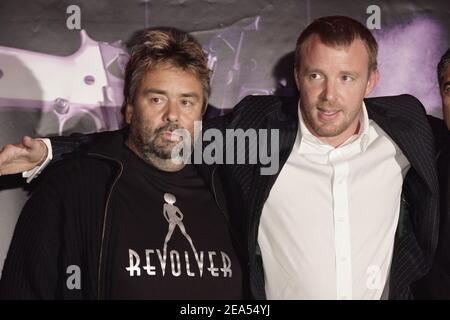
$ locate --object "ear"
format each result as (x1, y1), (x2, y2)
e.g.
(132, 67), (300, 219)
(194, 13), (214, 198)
(365, 69), (380, 97)
(125, 104), (134, 124)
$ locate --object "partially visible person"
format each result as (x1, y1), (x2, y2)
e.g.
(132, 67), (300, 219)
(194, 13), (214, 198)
(437, 48), (450, 130)
(417, 48), (450, 299)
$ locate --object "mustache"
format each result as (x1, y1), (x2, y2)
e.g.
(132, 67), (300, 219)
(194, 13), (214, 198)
(317, 104), (341, 111)
(154, 123), (181, 134)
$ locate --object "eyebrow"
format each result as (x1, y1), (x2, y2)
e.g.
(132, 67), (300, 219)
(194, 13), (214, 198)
(142, 88), (200, 99)
(304, 68), (323, 74)
(303, 68), (360, 77)
(339, 70), (360, 77)
(180, 92), (200, 99)
(143, 88), (167, 95)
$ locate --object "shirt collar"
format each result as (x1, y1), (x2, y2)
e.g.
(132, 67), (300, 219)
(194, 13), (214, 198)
(296, 101), (371, 156)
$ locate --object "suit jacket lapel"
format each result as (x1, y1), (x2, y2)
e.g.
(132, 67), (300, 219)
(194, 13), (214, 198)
(365, 100), (437, 195)
(246, 97), (298, 246)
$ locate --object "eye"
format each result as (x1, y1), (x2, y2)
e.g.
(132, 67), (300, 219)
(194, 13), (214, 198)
(444, 86), (450, 96)
(151, 97), (161, 103)
(309, 73), (322, 80)
(341, 75), (354, 82)
(181, 99), (193, 107)
(149, 96), (166, 105)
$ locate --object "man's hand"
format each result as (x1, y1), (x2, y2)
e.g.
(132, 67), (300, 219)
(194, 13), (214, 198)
(0, 136), (48, 175)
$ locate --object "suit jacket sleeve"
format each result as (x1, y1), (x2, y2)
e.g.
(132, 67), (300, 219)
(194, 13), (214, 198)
(50, 132), (98, 163)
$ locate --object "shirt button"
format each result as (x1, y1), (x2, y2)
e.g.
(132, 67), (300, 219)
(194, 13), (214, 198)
(340, 257), (347, 262)
(337, 217), (345, 223)
(340, 296), (348, 300)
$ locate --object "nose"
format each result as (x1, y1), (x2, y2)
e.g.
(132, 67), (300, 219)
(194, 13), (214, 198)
(320, 79), (336, 102)
(164, 99), (179, 122)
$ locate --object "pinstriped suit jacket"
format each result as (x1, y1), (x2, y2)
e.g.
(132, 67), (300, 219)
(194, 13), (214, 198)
(414, 116), (450, 299)
(208, 94), (440, 299)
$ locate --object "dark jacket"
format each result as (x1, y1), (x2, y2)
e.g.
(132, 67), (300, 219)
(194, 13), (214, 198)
(0, 129), (246, 299)
(415, 116), (450, 299)
(209, 94), (440, 299)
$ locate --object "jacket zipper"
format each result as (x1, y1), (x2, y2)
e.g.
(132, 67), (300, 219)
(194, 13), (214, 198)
(87, 152), (124, 300)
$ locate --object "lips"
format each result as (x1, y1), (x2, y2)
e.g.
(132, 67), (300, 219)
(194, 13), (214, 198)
(317, 108), (340, 121)
(162, 131), (182, 142)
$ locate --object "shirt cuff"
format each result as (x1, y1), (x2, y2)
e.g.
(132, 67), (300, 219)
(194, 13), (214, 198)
(22, 138), (53, 183)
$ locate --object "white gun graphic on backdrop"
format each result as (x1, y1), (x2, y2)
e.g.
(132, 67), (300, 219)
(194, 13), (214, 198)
(0, 30), (128, 135)
(0, 18), (273, 134)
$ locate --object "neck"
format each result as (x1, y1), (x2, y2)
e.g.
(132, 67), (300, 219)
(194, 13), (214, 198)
(126, 139), (185, 172)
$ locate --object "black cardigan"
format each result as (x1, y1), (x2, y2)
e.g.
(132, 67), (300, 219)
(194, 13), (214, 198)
(0, 130), (247, 299)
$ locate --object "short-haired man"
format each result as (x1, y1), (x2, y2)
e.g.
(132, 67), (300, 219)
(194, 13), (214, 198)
(219, 16), (439, 299)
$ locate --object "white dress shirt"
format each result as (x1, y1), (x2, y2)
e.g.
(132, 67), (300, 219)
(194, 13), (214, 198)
(258, 102), (410, 300)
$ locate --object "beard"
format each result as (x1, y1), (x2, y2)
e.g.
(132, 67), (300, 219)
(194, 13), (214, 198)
(302, 102), (361, 138)
(129, 120), (181, 161)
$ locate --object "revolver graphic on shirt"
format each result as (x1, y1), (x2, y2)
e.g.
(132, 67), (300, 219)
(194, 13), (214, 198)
(0, 30), (128, 136)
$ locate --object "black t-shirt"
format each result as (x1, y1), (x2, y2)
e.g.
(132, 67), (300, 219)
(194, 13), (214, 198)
(107, 145), (242, 299)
